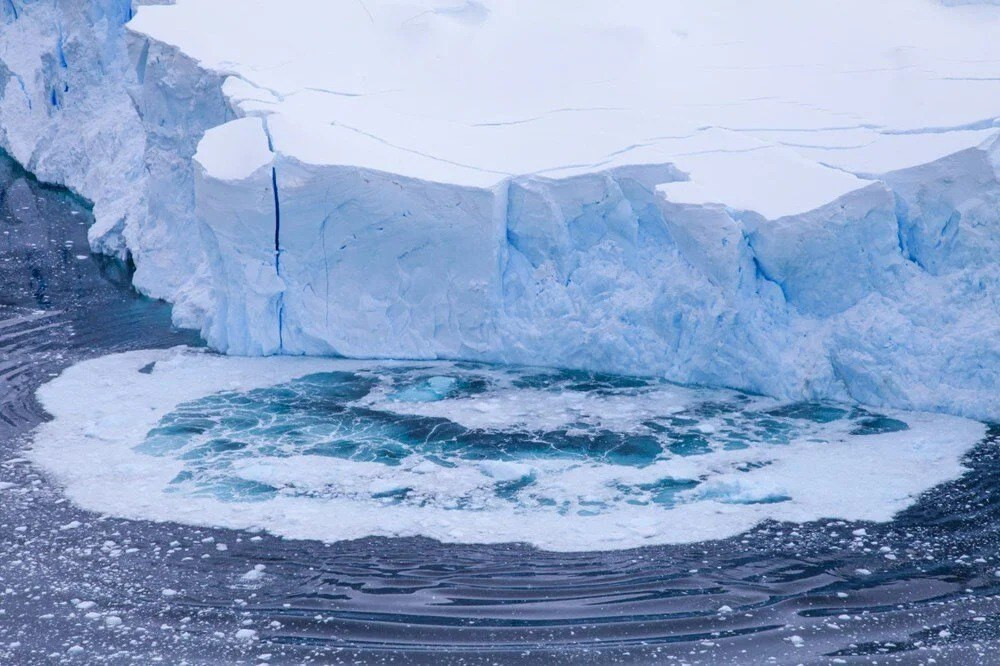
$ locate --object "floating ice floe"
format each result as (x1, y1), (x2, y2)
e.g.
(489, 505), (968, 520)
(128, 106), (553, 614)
(30, 347), (987, 551)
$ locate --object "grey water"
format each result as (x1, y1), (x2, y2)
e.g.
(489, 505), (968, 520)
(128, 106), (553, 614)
(1, 149), (999, 665)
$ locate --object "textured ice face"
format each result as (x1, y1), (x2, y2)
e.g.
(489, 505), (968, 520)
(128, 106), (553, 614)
(31, 348), (987, 551)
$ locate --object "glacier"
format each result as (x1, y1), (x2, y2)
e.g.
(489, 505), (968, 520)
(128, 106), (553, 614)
(1, 0), (998, 420)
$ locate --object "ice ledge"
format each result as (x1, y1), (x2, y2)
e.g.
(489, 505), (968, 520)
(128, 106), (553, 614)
(189, 131), (1000, 420)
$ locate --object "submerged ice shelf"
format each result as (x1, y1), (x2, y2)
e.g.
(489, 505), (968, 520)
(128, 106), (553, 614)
(1, 0), (999, 419)
(31, 348), (987, 551)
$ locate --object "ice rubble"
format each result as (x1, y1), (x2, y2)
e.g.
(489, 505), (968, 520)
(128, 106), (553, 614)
(1, 0), (999, 419)
(30, 347), (988, 550)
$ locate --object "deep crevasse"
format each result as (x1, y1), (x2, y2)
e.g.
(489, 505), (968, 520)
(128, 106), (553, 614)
(1, 0), (998, 421)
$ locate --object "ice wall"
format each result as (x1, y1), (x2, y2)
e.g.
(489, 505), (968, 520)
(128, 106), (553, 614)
(0, 0), (143, 257)
(191, 131), (999, 420)
(1, 0), (998, 421)
(0, 0), (230, 326)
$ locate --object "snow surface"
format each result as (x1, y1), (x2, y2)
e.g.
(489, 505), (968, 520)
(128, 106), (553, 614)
(1, 0), (999, 419)
(30, 347), (987, 551)
(192, 116), (271, 182)
(130, 0), (1000, 212)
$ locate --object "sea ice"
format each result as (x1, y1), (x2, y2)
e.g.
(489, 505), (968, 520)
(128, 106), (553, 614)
(30, 348), (988, 551)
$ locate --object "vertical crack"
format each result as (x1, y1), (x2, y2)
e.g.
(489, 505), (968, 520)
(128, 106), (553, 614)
(263, 117), (285, 353)
(271, 164), (284, 353)
(271, 166), (280, 271)
(13, 73), (30, 109)
(56, 20), (67, 68)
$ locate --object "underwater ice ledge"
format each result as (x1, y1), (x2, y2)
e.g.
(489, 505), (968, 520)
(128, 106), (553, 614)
(190, 115), (1000, 421)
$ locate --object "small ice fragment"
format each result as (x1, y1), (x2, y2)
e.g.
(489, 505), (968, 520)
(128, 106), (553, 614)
(235, 628), (258, 641)
(241, 565), (266, 582)
(478, 460), (533, 482)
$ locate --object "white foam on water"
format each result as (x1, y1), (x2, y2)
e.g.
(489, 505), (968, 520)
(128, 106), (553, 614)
(365, 379), (694, 433)
(30, 348), (987, 551)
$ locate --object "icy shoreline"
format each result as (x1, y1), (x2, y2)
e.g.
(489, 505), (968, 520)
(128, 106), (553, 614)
(1, 0), (998, 419)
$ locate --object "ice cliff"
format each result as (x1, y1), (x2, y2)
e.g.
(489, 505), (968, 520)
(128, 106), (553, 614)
(1, 0), (998, 420)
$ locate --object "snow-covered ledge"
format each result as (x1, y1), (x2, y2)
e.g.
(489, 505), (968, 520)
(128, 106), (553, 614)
(1, 0), (998, 420)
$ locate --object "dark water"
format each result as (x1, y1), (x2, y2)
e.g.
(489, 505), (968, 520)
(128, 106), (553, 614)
(1, 150), (998, 665)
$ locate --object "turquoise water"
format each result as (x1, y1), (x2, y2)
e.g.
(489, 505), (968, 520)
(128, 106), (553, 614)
(135, 365), (909, 512)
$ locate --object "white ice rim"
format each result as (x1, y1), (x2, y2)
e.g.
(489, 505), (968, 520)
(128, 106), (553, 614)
(30, 347), (987, 552)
